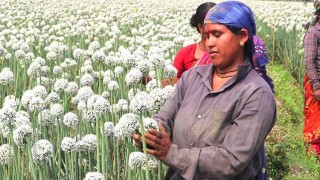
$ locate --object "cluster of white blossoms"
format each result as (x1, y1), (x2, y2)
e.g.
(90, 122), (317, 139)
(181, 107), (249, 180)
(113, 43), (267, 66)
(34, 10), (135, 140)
(164, 64), (178, 78)
(129, 91), (150, 113)
(114, 113), (140, 140)
(0, 67), (14, 85)
(31, 139), (54, 164)
(124, 68), (143, 85)
(0, 144), (14, 165)
(84, 172), (105, 180)
(13, 124), (33, 147)
(74, 134), (97, 152)
(142, 117), (159, 133)
(60, 137), (76, 152)
(128, 151), (147, 169)
(104, 122), (114, 137)
(63, 112), (78, 128)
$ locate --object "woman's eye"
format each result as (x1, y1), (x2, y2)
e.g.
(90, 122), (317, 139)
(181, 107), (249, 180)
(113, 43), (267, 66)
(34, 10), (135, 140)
(214, 33), (221, 37)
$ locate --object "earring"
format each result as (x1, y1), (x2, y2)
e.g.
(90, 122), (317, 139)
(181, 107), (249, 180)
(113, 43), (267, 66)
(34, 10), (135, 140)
(240, 42), (244, 47)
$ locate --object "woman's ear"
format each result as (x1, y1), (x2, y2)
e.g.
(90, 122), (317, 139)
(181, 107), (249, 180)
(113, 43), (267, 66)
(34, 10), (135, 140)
(198, 23), (204, 33)
(239, 29), (249, 44)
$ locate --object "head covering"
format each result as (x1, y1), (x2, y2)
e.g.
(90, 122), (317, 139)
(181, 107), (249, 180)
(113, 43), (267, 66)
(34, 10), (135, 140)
(308, 0), (320, 27)
(204, 1), (256, 39)
(314, 0), (320, 12)
(253, 36), (268, 67)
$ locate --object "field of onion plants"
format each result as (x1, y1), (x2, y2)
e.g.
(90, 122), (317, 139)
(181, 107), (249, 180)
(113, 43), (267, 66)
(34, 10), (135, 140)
(0, 0), (315, 179)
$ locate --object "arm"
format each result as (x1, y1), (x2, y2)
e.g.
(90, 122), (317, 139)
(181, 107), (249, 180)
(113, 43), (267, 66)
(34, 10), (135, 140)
(162, 90), (276, 179)
(173, 48), (186, 79)
(304, 31), (320, 91)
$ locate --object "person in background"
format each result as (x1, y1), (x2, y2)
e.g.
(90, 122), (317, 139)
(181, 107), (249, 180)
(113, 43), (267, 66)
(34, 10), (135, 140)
(303, 0), (320, 157)
(133, 1), (276, 179)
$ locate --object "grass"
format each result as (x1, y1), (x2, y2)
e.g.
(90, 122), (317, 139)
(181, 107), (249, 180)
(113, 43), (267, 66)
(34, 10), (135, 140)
(266, 62), (320, 179)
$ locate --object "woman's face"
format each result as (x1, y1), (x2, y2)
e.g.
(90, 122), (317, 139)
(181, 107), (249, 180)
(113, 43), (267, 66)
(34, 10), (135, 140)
(204, 21), (248, 70)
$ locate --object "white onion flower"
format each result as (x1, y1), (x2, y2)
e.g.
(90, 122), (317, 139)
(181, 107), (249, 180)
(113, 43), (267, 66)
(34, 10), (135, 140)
(130, 91), (150, 113)
(147, 155), (158, 170)
(82, 134), (97, 152)
(63, 112), (78, 128)
(0, 68), (14, 85)
(107, 81), (119, 91)
(164, 64), (178, 78)
(33, 85), (48, 99)
(104, 122), (114, 137)
(45, 92), (60, 104)
(53, 66), (62, 75)
(84, 172), (105, 180)
(61, 137), (76, 152)
(80, 74), (94, 86)
(87, 95), (110, 116)
(65, 82), (79, 95)
(31, 139), (54, 164)
(13, 124), (33, 147)
(50, 103), (64, 117)
(128, 152), (147, 169)
(77, 86), (94, 102)
(54, 78), (68, 92)
(142, 118), (158, 133)
(125, 68), (142, 85)
(0, 144), (14, 165)
(38, 109), (53, 126)
(114, 113), (140, 140)
(28, 97), (45, 112)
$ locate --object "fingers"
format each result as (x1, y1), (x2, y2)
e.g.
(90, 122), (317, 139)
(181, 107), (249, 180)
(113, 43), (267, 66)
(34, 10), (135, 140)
(158, 122), (166, 133)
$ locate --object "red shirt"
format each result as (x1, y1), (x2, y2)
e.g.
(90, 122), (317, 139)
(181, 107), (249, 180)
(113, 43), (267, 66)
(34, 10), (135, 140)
(173, 43), (197, 78)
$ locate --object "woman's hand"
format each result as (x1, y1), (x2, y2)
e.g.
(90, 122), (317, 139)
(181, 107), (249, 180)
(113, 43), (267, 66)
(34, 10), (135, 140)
(145, 123), (171, 161)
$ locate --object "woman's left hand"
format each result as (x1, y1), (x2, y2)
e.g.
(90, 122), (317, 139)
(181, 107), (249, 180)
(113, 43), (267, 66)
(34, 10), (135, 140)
(145, 123), (171, 161)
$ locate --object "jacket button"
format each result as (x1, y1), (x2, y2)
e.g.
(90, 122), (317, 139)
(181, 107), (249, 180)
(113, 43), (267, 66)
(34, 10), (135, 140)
(197, 115), (202, 119)
(190, 141), (194, 146)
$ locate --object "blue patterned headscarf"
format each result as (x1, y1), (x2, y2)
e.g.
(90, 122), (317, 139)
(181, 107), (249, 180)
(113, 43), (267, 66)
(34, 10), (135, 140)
(204, 1), (256, 58)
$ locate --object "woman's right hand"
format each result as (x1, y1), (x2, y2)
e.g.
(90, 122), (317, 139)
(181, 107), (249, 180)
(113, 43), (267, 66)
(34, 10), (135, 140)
(313, 89), (320, 101)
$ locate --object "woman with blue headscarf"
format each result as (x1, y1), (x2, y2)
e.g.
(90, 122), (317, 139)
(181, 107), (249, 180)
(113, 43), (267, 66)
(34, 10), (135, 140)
(133, 1), (276, 179)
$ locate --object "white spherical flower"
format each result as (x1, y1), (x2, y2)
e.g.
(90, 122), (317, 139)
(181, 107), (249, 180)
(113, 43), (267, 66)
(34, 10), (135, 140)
(38, 109), (53, 126)
(37, 76), (51, 87)
(41, 66), (50, 76)
(0, 106), (16, 126)
(21, 90), (35, 109)
(28, 97), (45, 112)
(146, 79), (158, 92)
(53, 66), (62, 75)
(50, 103), (64, 117)
(80, 74), (94, 86)
(13, 124), (33, 147)
(82, 134), (97, 152)
(88, 41), (100, 52)
(77, 101), (87, 111)
(27, 62), (41, 76)
(34, 57), (46, 66)
(3, 99), (18, 110)
(73, 48), (84, 59)
(33, 85), (48, 99)
(46, 51), (57, 61)
(164, 64), (178, 78)
(31, 139), (54, 164)
(77, 86), (94, 102)
(128, 152), (147, 169)
(142, 118), (158, 133)
(163, 85), (175, 98)
(13, 113), (31, 128)
(104, 122), (114, 137)
(45, 92), (60, 104)
(54, 78), (68, 92)
(71, 96), (80, 105)
(87, 95), (110, 116)
(0, 68), (14, 85)
(125, 68), (142, 85)
(116, 99), (128, 112)
(63, 112), (78, 128)
(65, 82), (78, 95)
(15, 49), (26, 59)
(137, 60), (151, 73)
(107, 81), (119, 91)
(127, 88), (141, 100)
(61, 137), (76, 152)
(84, 172), (105, 180)
(130, 91), (150, 113)
(103, 76), (111, 85)
(149, 53), (165, 69)
(114, 113), (140, 140)
(114, 66), (124, 76)
(0, 144), (14, 165)
(147, 155), (158, 170)
(92, 50), (106, 63)
(101, 91), (110, 99)
(0, 124), (10, 138)
(74, 140), (90, 152)
(148, 70), (156, 79)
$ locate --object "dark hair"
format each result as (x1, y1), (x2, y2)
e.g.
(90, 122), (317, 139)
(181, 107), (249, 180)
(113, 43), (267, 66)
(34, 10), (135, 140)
(190, 2), (216, 33)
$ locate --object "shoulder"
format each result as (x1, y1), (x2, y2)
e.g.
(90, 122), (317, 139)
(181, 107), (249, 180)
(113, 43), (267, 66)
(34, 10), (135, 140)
(176, 43), (196, 54)
(243, 70), (273, 95)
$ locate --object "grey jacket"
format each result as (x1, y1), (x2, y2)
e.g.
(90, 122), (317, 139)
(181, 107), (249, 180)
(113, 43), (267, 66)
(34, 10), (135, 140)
(154, 61), (276, 180)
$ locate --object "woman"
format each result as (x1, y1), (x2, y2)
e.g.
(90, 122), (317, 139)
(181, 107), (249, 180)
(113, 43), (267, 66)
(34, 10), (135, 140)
(303, 0), (320, 156)
(134, 1), (276, 179)
(173, 2), (216, 80)
(169, 2), (274, 92)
